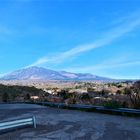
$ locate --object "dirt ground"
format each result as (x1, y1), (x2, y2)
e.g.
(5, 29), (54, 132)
(0, 104), (140, 140)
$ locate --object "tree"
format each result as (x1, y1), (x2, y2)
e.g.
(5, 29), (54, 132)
(24, 93), (30, 100)
(98, 89), (109, 96)
(124, 81), (140, 109)
(80, 93), (90, 100)
(2, 92), (9, 102)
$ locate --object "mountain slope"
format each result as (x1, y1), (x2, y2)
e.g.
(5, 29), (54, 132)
(0, 66), (110, 80)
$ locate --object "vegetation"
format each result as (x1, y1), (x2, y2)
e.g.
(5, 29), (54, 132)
(103, 101), (122, 109)
(124, 81), (140, 109)
(0, 84), (47, 102)
(0, 80), (139, 109)
(2, 92), (9, 102)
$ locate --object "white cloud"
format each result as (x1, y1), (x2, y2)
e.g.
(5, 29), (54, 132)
(64, 60), (140, 73)
(29, 11), (140, 67)
(0, 72), (11, 77)
(29, 56), (49, 67)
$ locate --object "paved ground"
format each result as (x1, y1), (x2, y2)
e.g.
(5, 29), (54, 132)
(0, 104), (139, 140)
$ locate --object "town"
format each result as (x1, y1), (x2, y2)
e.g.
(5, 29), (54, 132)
(0, 80), (139, 109)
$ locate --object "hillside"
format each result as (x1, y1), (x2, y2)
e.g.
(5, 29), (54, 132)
(0, 66), (110, 81)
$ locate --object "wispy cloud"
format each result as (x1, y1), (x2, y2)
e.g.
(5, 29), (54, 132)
(0, 71), (11, 78)
(64, 60), (140, 73)
(29, 11), (140, 67)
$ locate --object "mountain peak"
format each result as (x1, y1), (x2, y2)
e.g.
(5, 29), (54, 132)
(0, 66), (110, 81)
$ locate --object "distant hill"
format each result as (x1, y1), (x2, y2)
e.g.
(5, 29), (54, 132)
(0, 66), (111, 81)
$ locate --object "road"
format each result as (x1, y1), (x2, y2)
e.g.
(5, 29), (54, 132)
(0, 104), (140, 140)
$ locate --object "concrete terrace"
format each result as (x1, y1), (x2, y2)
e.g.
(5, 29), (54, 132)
(0, 104), (140, 140)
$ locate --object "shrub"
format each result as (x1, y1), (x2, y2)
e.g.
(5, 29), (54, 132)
(124, 81), (140, 109)
(2, 92), (10, 102)
(103, 100), (122, 109)
(80, 93), (91, 100)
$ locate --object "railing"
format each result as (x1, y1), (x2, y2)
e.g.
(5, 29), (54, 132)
(0, 116), (36, 132)
(37, 102), (140, 116)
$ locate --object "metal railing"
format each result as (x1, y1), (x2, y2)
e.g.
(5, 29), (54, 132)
(37, 102), (140, 116)
(0, 116), (36, 132)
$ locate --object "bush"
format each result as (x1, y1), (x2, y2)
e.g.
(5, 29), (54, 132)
(2, 92), (10, 102)
(80, 93), (91, 100)
(124, 81), (140, 109)
(103, 101), (122, 109)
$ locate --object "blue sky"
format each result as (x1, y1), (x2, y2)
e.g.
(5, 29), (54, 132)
(0, 0), (140, 79)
